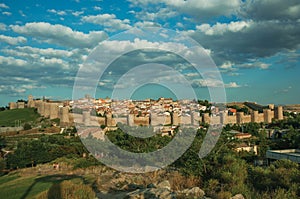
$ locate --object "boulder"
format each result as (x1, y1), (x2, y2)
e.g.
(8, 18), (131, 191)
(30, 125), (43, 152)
(231, 194), (245, 199)
(182, 187), (205, 198)
(147, 183), (156, 188)
(156, 180), (171, 190)
(126, 188), (175, 199)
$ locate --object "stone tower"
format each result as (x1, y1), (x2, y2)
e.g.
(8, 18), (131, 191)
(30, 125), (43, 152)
(220, 111), (227, 125)
(263, 109), (272, 123)
(202, 113), (210, 124)
(127, 113), (135, 126)
(83, 111), (91, 126)
(164, 114), (172, 126)
(9, 102), (17, 110)
(268, 104), (275, 110)
(44, 103), (51, 118)
(251, 110), (259, 123)
(28, 95), (35, 108)
(274, 106), (283, 120)
(106, 112), (113, 127)
(236, 112), (244, 124)
(36, 100), (45, 116)
(172, 111), (180, 126)
(191, 111), (200, 126)
(59, 106), (69, 127)
(50, 103), (59, 119)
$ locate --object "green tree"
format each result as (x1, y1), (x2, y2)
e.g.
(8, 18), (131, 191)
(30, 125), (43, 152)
(23, 123), (32, 130)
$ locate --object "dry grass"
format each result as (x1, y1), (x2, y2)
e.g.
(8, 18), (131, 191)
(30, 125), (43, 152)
(36, 180), (96, 199)
(168, 171), (201, 191)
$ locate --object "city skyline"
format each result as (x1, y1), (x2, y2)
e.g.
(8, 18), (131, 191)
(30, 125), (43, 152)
(0, 0), (300, 106)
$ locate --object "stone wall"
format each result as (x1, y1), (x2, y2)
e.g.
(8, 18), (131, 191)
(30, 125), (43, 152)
(9, 102), (17, 110)
(203, 107), (283, 125)
(226, 115), (237, 124)
(0, 127), (23, 133)
(17, 102), (25, 109)
(134, 116), (150, 126)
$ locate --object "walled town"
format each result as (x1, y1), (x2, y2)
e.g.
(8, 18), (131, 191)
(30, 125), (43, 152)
(9, 95), (284, 133)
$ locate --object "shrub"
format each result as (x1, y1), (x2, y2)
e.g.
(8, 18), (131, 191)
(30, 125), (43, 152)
(23, 123), (32, 130)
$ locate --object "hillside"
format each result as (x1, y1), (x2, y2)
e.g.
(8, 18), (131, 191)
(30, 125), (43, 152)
(0, 160), (210, 199)
(0, 108), (40, 127)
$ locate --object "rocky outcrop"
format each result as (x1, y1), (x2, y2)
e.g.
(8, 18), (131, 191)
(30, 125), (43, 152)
(92, 169), (232, 199)
(125, 188), (175, 199)
(180, 187), (205, 198)
(124, 182), (208, 199)
(156, 180), (171, 190)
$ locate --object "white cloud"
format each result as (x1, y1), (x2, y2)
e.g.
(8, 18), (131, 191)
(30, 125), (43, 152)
(176, 22), (184, 28)
(0, 3), (9, 9)
(0, 56), (27, 67)
(129, 0), (241, 18)
(0, 84), (45, 95)
(47, 9), (67, 16)
(2, 12), (11, 16)
(13, 46), (75, 58)
(0, 23), (7, 31)
(10, 22), (107, 48)
(72, 11), (84, 16)
(19, 10), (26, 17)
(0, 52), (79, 90)
(82, 14), (132, 32)
(39, 57), (69, 69)
(134, 7), (177, 21)
(192, 78), (223, 88)
(0, 35), (27, 45)
(219, 61), (234, 69)
(134, 21), (161, 28)
(238, 62), (271, 70)
(187, 20), (300, 66)
(94, 6), (101, 11)
(192, 79), (241, 88)
(197, 21), (253, 35)
(225, 82), (241, 88)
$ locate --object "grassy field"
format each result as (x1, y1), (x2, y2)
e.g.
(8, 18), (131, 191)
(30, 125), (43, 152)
(0, 172), (95, 199)
(0, 108), (40, 127)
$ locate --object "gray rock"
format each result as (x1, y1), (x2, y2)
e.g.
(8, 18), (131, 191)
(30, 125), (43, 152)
(182, 187), (205, 198)
(126, 188), (175, 199)
(156, 180), (171, 190)
(145, 188), (175, 199)
(121, 183), (144, 191)
(231, 194), (245, 199)
(147, 183), (156, 188)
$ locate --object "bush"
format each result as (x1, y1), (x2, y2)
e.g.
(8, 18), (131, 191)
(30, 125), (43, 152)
(23, 123), (32, 130)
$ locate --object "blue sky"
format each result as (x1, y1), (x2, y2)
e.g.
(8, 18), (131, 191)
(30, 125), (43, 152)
(0, 0), (299, 106)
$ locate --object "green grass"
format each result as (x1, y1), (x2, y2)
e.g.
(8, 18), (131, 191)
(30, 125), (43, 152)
(0, 174), (51, 199)
(0, 173), (20, 184)
(0, 173), (90, 199)
(0, 108), (40, 127)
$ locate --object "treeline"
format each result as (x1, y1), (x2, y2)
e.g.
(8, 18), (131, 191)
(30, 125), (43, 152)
(4, 134), (88, 169)
(101, 125), (300, 198)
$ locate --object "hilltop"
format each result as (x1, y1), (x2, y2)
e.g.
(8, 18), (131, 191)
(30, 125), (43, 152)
(0, 108), (40, 127)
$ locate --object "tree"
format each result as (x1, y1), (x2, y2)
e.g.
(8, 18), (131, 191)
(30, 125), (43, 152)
(23, 123), (32, 130)
(0, 136), (6, 149)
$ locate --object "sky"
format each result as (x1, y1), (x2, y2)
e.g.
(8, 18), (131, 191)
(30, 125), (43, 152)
(0, 0), (299, 106)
